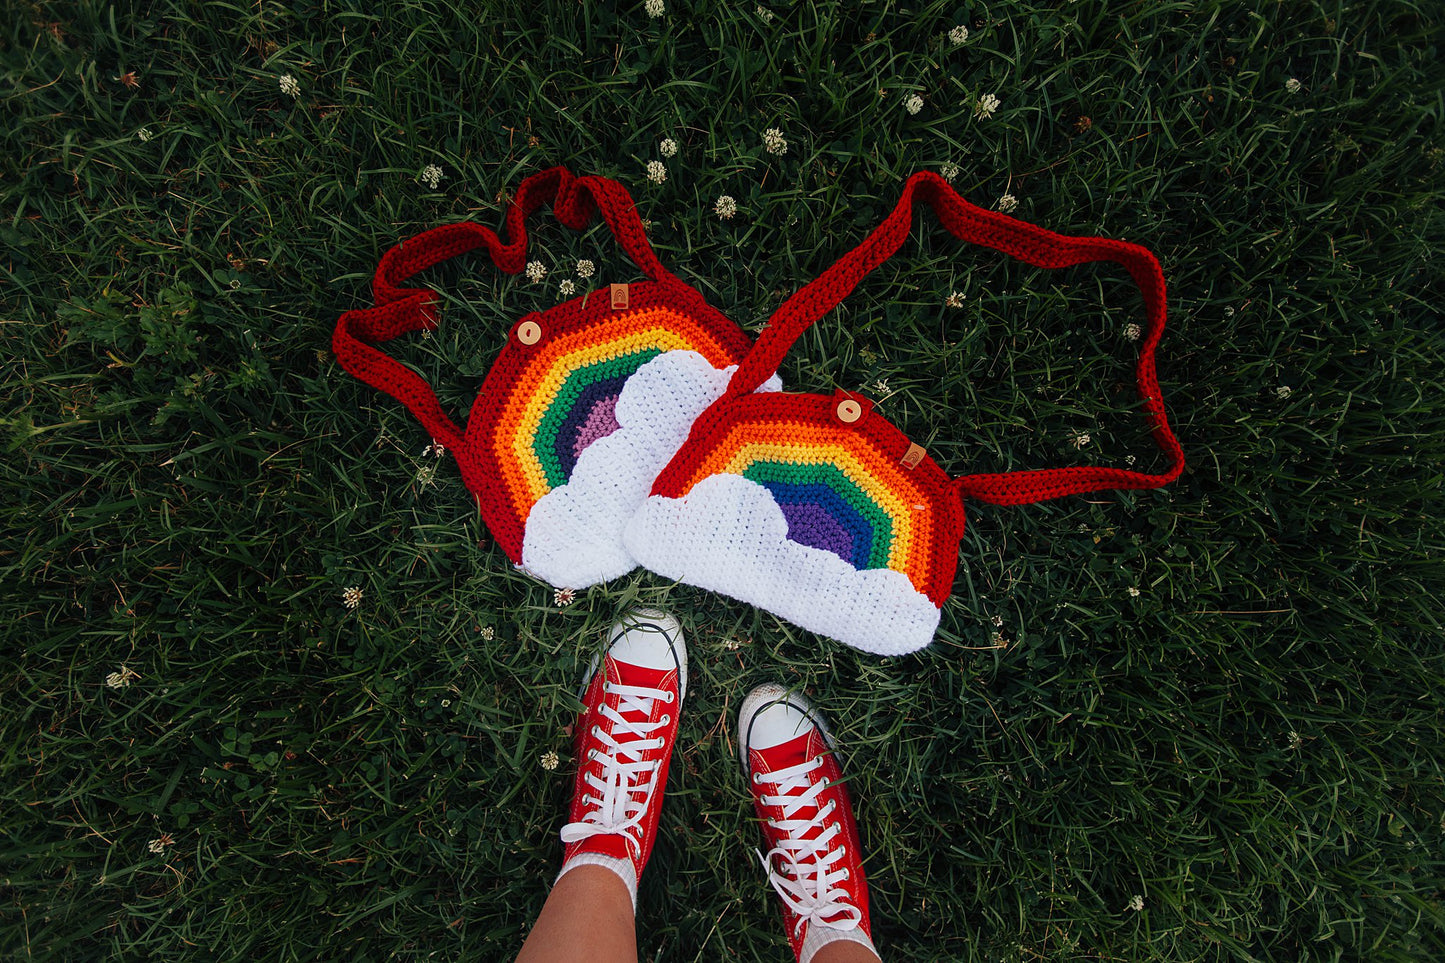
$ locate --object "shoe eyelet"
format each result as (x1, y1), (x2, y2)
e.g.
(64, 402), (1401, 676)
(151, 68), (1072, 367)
(664, 691), (675, 704)
(602, 683), (612, 695)
(813, 754), (824, 766)
(841, 869), (850, 880)
(659, 714), (671, 725)
(591, 725), (601, 737)
(752, 772), (762, 784)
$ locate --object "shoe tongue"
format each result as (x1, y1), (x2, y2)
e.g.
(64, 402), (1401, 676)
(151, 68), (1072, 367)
(606, 659), (673, 728)
(756, 732), (817, 773)
(607, 658), (674, 693)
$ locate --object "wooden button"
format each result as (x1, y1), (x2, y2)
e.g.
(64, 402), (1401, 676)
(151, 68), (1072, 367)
(516, 320), (542, 345)
(836, 399), (863, 423)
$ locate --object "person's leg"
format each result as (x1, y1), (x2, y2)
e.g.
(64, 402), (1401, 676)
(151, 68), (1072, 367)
(514, 609), (688, 963)
(515, 865), (636, 963)
(810, 940), (883, 963)
(738, 683), (883, 963)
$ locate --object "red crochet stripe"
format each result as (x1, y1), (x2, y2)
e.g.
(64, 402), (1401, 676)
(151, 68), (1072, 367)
(466, 283), (759, 560)
(727, 169), (1184, 508)
(646, 389), (964, 605)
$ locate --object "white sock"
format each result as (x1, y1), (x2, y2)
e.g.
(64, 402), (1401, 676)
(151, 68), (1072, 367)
(555, 851), (639, 912)
(799, 922), (879, 963)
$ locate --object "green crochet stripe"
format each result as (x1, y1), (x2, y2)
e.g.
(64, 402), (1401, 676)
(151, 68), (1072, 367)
(533, 348), (662, 488)
(740, 459), (894, 570)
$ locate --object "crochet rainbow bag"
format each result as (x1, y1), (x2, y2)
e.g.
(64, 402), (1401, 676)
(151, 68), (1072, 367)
(624, 171), (1185, 655)
(332, 167), (778, 589)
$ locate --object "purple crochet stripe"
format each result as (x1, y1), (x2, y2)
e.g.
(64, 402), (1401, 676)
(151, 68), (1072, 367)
(777, 501), (857, 566)
(573, 395), (622, 459)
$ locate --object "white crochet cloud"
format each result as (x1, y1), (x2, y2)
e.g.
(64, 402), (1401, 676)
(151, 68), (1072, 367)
(624, 472), (942, 655)
(520, 350), (779, 588)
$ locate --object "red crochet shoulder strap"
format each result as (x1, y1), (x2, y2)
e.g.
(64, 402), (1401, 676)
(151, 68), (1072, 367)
(727, 170), (1184, 506)
(332, 168), (671, 450)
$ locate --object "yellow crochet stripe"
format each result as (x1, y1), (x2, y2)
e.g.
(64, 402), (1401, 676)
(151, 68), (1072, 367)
(507, 316), (698, 506)
(717, 441), (922, 578)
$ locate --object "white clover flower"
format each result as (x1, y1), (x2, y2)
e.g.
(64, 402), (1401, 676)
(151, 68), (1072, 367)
(659, 137), (678, 157)
(1125, 454), (1137, 466)
(644, 0), (665, 18)
(904, 93), (924, 115)
(1127, 586), (1141, 597)
(136, 127), (153, 142)
(423, 441), (446, 458)
(575, 259), (595, 279)
(646, 160), (667, 184)
(975, 93), (1001, 119)
(341, 586), (363, 609)
(714, 194), (737, 220)
(1285, 77), (1302, 93)
(525, 260), (548, 283)
(723, 638), (744, 651)
(757, 5), (774, 23)
(949, 25), (969, 45)
(147, 833), (174, 854)
(763, 127), (788, 155)
(1071, 432), (1091, 449)
(421, 164), (444, 189)
(940, 162), (959, 182)
(945, 291), (965, 309)
(279, 74), (300, 98)
(1127, 895), (1145, 912)
(479, 626), (496, 641)
(1124, 322), (1142, 342)
(106, 666), (140, 689)
(1276, 385), (1292, 399)
(554, 587), (576, 607)
(1288, 730), (1303, 750)
(872, 379), (890, 395)
(540, 750), (560, 770)
(559, 279), (576, 296)
(997, 193), (1018, 213)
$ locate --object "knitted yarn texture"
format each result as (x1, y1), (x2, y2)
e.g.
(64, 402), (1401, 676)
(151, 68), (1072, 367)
(626, 170), (1185, 655)
(333, 168), (775, 589)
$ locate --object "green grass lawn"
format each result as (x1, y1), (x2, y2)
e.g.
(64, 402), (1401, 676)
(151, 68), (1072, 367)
(4, 1), (1443, 960)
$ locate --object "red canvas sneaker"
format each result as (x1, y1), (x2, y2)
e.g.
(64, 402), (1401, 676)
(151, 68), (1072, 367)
(557, 609), (687, 908)
(738, 684), (879, 963)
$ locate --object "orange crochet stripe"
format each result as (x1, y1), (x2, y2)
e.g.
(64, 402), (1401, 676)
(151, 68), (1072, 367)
(701, 433), (928, 573)
(652, 393), (960, 605)
(491, 304), (744, 518)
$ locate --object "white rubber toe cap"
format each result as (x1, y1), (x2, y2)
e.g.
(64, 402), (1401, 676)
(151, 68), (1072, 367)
(737, 683), (837, 766)
(604, 608), (688, 698)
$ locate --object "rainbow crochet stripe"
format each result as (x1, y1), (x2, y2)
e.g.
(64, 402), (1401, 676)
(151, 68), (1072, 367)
(679, 418), (954, 603)
(625, 392), (960, 654)
(475, 292), (754, 568)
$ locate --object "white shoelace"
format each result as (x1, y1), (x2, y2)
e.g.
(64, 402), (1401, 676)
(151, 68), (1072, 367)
(755, 755), (862, 936)
(559, 680), (674, 855)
